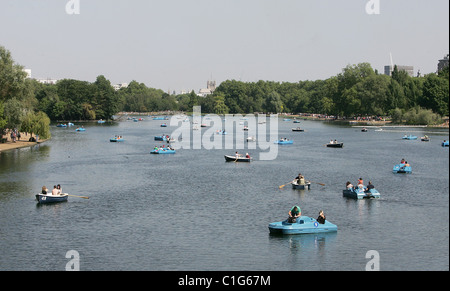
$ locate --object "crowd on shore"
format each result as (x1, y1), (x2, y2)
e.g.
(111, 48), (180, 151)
(0, 129), (40, 152)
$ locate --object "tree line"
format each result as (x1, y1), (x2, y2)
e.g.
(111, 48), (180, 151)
(1, 45), (449, 141)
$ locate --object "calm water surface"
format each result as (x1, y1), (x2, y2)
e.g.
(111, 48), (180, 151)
(0, 118), (448, 270)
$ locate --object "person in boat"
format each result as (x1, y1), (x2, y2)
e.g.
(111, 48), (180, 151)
(235, 151), (240, 158)
(317, 210), (326, 224)
(357, 177), (364, 190)
(292, 173), (301, 185)
(245, 153), (250, 159)
(57, 184), (62, 194)
(288, 205), (301, 223)
(346, 181), (354, 190)
(42, 186), (48, 195)
(400, 158), (406, 164)
(365, 181), (375, 193)
(329, 139), (334, 144)
(51, 185), (59, 196)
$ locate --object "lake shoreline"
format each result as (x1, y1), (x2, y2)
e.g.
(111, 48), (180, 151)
(0, 133), (48, 153)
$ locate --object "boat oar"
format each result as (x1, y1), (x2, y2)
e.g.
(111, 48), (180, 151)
(310, 181), (325, 186)
(279, 182), (293, 189)
(67, 194), (90, 199)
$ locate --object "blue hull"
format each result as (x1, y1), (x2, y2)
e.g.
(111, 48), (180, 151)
(75, 128), (86, 132)
(269, 216), (337, 235)
(393, 164), (412, 174)
(343, 188), (380, 199)
(402, 135), (417, 140)
(442, 142), (449, 147)
(36, 194), (68, 204)
(274, 140), (293, 145)
(150, 149), (176, 154)
(110, 138), (124, 142)
(154, 136), (168, 141)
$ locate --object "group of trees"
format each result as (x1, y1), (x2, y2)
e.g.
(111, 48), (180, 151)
(1, 46), (51, 139)
(202, 63), (448, 124)
(2, 44), (449, 140)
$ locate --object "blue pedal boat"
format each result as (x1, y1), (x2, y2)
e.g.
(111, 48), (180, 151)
(402, 135), (418, 140)
(75, 127), (86, 132)
(36, 193), (68, 204)
(150, 149), (176, 154)
(442, 141), (449, 147)
(393, 164), (412, 174)
(274, 139), (293, 145)
(269, 216), (337, 235)
(154, 136), (168, 141)
(110, 136), (124, 142)
(343, 188), (380, 199)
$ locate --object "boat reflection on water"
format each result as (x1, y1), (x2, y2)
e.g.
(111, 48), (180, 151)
(269, 231), (338, 253)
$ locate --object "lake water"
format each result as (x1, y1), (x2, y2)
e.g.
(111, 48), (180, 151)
(0, 117), (448, 271)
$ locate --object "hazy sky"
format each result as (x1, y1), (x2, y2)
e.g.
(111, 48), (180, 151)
(1, 0), (448, 92)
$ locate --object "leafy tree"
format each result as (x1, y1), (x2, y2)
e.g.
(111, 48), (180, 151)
(0, 46), (27, 102)
(20, 111), (51, 139)
(265, 91), (283, 113)
(213, 94), (229, 115)
(3, 97), (24, 128)
(421, 73), (449, 116)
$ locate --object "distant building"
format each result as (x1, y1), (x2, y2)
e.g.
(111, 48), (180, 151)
(197, 80), (216, 97)
(112, 83), (128, 91)
(437, 54), (449, 72)
(36, 78), (59, 85)
(23, 69), (32, 79)
(384, 65), (414, 77)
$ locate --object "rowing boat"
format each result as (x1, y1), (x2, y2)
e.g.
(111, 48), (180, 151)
(224, 155), (251, 162)
(35, 193), (69, 204)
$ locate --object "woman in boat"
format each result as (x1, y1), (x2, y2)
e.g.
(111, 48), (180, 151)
(400, 158), (406, 164)
(245, 153), (250, 159)
(57, 184), (62, 194)
(346, 181), (354, 190)
(288, 206), (301, 223)
(42, 186), (48, 195)
(317, 210), (326, 224)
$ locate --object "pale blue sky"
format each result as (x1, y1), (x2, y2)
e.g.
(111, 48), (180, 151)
(1, 0), (448, 92)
